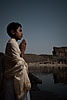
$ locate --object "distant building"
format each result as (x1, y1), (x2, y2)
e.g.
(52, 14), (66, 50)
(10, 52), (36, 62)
(52, 47), (67, 57)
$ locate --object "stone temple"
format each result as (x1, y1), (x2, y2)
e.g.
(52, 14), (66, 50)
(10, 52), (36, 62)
(52, 47), (67, 57)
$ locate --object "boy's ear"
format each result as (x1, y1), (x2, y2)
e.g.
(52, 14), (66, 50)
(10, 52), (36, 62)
(11, 30), (15, 35)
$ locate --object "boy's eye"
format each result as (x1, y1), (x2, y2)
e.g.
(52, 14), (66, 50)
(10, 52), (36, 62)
(19, 29), (22, 32)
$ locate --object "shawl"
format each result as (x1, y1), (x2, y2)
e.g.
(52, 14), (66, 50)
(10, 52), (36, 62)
(4, 38), (31, 99)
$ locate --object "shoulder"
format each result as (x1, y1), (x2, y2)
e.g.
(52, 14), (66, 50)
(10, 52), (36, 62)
(6, 38), (18, 48)
(8, 38), (17, 45)
(6, 38), (20, 54)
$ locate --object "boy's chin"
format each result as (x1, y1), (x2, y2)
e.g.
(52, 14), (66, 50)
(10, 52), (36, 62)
(16, 38), (22, 41)
(19, 37), (22, 40)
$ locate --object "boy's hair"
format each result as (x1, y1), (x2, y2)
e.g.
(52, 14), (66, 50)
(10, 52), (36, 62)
(7, 22), (22, 37)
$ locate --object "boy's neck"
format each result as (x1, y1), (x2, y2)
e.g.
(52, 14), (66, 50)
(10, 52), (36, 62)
(11, 37), (18, 41)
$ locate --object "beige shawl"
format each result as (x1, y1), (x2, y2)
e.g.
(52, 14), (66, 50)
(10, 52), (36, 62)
(4, 38), (31, 99)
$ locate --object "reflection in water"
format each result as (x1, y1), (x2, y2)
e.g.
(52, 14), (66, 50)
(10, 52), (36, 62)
(53, 71), (67, 84)
(30, 67), (67, 100)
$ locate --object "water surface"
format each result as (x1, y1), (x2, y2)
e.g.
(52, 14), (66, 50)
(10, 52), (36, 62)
(31, 68), (67, 100)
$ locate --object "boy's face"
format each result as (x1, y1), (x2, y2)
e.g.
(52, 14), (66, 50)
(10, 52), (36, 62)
(14, 27), (23, 40)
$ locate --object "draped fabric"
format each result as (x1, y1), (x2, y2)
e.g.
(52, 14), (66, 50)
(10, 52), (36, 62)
(14, 65), (31, 100)
(4, 38), (31, 100)
(4, 38), (26, 78)
(4, 77), (31, 100)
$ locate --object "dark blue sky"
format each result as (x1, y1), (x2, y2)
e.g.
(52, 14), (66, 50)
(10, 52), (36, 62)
(0, 0), (67, 54)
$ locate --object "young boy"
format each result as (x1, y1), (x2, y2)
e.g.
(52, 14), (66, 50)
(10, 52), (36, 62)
(4, 22), (31, 100)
